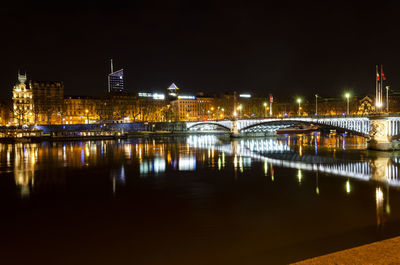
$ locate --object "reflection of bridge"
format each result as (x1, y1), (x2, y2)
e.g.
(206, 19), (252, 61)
(186, 135), (400, 186)
(187, 116), (400, 150)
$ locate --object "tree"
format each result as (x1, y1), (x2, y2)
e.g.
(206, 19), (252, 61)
(13, 105), (29, 126)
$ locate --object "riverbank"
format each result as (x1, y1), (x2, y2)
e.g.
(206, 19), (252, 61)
(0, 130), (230, 143)
(292, 236), (400, 264)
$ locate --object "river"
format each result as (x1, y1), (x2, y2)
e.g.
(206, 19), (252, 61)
(1, 133), (400, 264)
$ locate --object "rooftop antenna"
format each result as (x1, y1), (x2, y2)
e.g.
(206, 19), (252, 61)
(108, 59), (114, 93)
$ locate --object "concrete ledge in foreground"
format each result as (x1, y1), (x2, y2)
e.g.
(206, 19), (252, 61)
(292, 236), (400, 265)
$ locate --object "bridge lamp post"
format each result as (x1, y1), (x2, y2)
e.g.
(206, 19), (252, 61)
(345, 93), (350, 115)
(297, 98), (302, 116)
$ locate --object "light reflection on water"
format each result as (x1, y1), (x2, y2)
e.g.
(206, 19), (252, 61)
(0, 134), (398, 228)
(2, 134), (400, 264)
(0, 135), (398, 192)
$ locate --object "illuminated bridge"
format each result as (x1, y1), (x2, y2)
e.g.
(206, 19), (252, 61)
(186, 116), (400, 150)
(186, 135), (400, 187)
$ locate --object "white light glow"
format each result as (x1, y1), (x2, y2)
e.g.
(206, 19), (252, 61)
(138, 92), (152, 97)
(376, 187), (383, 202)
(179, 157), (196, 171)
(152, 93), (165, 100)
(178, 95), (196, 100)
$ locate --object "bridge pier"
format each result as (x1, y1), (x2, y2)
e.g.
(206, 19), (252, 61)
(230, 120), (240, 137)
(368, 116), (396, 151)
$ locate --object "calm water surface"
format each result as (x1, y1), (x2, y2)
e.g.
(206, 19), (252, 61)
(1, 133), (400, 264)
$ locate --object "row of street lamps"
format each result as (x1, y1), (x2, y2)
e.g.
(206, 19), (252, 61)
(297, 92), (352, 116)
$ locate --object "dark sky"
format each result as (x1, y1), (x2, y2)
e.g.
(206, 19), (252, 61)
(1, 1), (400, 102)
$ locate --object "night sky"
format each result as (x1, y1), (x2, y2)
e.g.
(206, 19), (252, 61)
(1, 1), (400, 101)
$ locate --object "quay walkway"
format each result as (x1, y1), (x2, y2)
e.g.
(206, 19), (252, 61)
(292, 236), (400, 264)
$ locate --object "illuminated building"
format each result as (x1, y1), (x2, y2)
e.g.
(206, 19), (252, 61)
(12, 73), (34, 125)
(108, 69), (124, 93)
(137, 92), (169, 121)
(357, 95), (375, 115)
(170, 96), (214, 121)
(167, 83), (179, 99)
(64, 96), (100, 124)
(108, 59), (124, 93)
(0, 100), (10, 125)
(30, 80), (64, 124)
(11, 73), (64, 125)
(62, 93), (169, 124)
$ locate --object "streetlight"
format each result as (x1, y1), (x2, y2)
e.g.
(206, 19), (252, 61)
(237, 104), (243, 118)
(263, 102), (267, 118)
(386, 86), (390, 113)
(297, 98), (302, 116)
(85, 109), (89, 124)
(315, 94), (318, 116)
(344, 93), (350, 115)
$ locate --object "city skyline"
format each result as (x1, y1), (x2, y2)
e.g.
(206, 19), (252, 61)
(3, 2), (400, 264)
(1, 2), (400, 100)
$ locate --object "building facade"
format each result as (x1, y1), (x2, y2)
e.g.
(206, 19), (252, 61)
(170, 96), (214, 121)
(0, 100), (10, 126)
(12, 73), (34, 125)
(30, 80), (64, 124)
(64, 96), (101, 124)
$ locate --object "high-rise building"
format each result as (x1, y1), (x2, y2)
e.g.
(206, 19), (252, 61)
(108, 69), (124, 93)
(108, 59), (124, 93)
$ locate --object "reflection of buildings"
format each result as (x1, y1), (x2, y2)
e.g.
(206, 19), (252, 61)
(375, 186), (391, 228)
(178, 156), (196, 171)
(186, 135), (400, 187)
(111, 165), (126, 194)
(13, 144), (37, 197)
(140, 158), (166, 175)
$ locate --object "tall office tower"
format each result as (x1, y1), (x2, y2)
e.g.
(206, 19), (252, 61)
(108, 59), (124, 93)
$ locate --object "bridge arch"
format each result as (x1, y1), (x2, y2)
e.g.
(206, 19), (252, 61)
(187, 122), (231, 131)
(239, 119), (370, 137)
